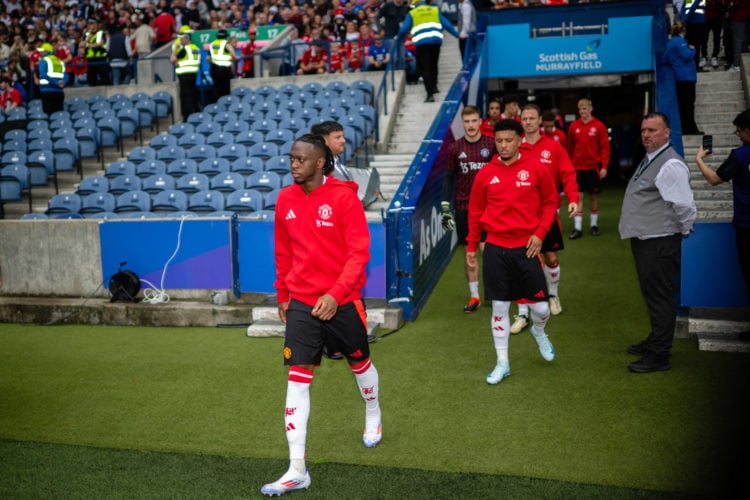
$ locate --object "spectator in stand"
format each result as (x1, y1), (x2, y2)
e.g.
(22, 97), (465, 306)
(542, 109), (567, 149)
(151, 6), (176, 49)
(365, 32), (389, 71)
(344, 20), (359, 41)
(705, 0), (724, 69)
(0, 76), (23, 110)
(329, 40), (345, 73)
(297, 40), (328, 74)
(666, 21), (702, 135)
(333, 14), (347, 41)
(0, 33), (11, 68)
(681, 0), (709, 71)
(132, 12), (155, 58)
(70, 45), (88, 86)
(728, 0), (750, 72)
(458, 0), (476, 60)
(381, 0), (410, 38)
(241, 26), (257, 78)
(184, 1), (203, 31)
(107, 23), (132, 85)
(480, 98), (501, 137)
(54, 32), (74, 87)
(345, 39), (364, 72)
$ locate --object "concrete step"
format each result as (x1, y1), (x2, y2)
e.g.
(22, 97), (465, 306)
(695, 199), (734, 211)
(692, 187), (733, 199)
(696, 80), (743, 92)
(696, 69), (743, 82)
(695, 210), (732, 221)
(697, 333), (750, 353)
(695, 102), (746, 115)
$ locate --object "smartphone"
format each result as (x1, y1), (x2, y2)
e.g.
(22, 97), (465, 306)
(702, 134), (713, 154)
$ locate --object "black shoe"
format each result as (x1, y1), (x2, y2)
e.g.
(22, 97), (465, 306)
(569, 229), (583, 240)
(322, 345), (344, 360)
(590, 226), (601, 237)
(628, 354), (670, 373)
(627, 341), (649, 356)
(424, 95), (435, 103)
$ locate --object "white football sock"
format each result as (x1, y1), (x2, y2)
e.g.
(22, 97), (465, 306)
(545, 262), (560, 297)
(351, 358), (380, 431)
(285, 366), (312, 468)
(468, 281), (479, 299)
(517, 303), (529, 318)
(590, 212), (599, 227)
(574, 214), (582, 231)
(491, 301), (511, 361)
(529, 301), (550, 333)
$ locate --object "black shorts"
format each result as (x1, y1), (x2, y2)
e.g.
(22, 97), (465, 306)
(283, 299), (370, 366)
(483, 243), (548, 302)
(542, 216), (564, 253)
(575, 170), (602, 195)
(456, 208), (486, 246)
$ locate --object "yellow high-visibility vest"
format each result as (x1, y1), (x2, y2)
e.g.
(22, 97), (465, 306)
(210, 40), (233, 67)
(175, 44), (200, 75)
(39, 55), (65, 85)
(410, 5), (443, 45)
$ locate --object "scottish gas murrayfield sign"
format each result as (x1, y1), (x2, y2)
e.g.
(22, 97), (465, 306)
(485, 16), (653, 78)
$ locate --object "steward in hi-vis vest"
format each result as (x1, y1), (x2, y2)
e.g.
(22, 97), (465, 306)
(36, 43), (69, 115)
(84, 19), (110, 86)
(170, 25), (202, 121)
(208, 29), (237, 102)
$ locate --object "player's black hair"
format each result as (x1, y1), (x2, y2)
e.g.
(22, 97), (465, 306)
(733, 109), (750, 129)
(295, 133), (335, 176)
(644, 111), (670, 129)
(310, 120), (344, 136)
(494, 118), (524, 136)
(501, 93), (520, 109)
(541, 110), (557, 122)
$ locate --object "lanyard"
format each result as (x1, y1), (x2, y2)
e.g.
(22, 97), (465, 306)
(633, 144), (671, 181)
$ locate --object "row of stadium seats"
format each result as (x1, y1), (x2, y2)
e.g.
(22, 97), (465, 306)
(43, 189), (277, 216)
(81, 171), (291, 195)
(103, 156), (290, 178)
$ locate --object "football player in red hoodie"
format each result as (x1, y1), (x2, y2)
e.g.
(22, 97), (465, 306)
(466, 119), (559, 385)
(261, 134), (381, 496)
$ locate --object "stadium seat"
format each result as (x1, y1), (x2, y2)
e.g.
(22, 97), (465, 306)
(89, 100), (111, 113)
(203, 103), (222, 115)
(226, 101), (251, 116)
(250, 119), (276, 134)
(237, 109), (264, 123)
(97, 116), (122, 152)
(225, 189), (263, 212)
(151, 190), (188, 212)
(79, 192), (116, 214)
(142, 173), (176, 194)
(109, 175), (142, 195)
(350, 80), (374, 103)
(279, 142), (293, 157)
(197, 157), (230, 177)
(255, 84), (276, 97)
(76, 175), (109, 196)
(326, 81), (349, 93)
(49, 111), (71, 122)
(1, 150), (26, 168)
(53, 138), (80, 174)
(76, 127), (101, 164)
(213, 111), (237, 126)
(46, 193), (81, 214)
(156, 146), (187, 162)
(115, 190), (152, 213)
(51, 126), (75, 141)
(206, 131), (234, 148)
(73, 117), (97, 131)
(117, 107), (139, 141)
(282, 172), (293, 187)
(176, 173), (210, 194)
(20, 213), (49, 220)
(178, 132), (206, 147)
(278, 83), (300, 96)
(187, 144), (217, 162)
(353, 105), (376, 135)
(136, 159), (167, 178)
(263, 189), (278, 209)
(152, 91), (174, 124)
(216, 143), (246, 162)
(230, 156), (263, 176)
(265, 155), (291, 175)
(195, 121), (221, 137)
(217, 95), (239, 108)
(253, 101), (277, 116)
(0, 165), (26, 203)
(235, 130), (264, 147)
(168, 122), (194, 138)
(150, 134), (177, 151)
(4, 129), (26, 142)
(82, 212), (120, 220)
(2, 139), (26, 153)
(246, 171), (281, 192)
(267, 109), (293, 125)
(27, 150), (55, 182)
(27, 120), (50, 132)
(209, 172), (244, 193)
(187, 112), (209, 125)
(301, 82), (324, 95)
(188, 190), (225, 213)
(127, 146), (156, 166)
(293, 108), (319, 123)
(134, 98), (157, 134)
(230, 86), (253, 98)
(248, 142), (279, 161)
(105, 160), (137, 178)
(266, 129), (294, 147)
(166, 158), (197, 178)
(277, 117), (305, 136)
(108, 93), (130, 106)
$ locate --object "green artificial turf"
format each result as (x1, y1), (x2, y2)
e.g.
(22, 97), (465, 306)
(1, 187), (749, 498)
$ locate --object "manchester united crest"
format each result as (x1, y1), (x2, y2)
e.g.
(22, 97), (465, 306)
(517, 170), (530, 182)
(318, 204), (333, 220)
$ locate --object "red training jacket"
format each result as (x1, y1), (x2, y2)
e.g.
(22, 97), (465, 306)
(566, 117), (610, 171)
(520, 134), (579, 206)
(274, 176), (370, 307)
(466, 152), (558, 252)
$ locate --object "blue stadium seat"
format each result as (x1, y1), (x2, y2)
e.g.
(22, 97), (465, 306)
(235, 130), (264, 147)
(253, 101), (277, 116)
(187, 144), (217, 162)
(27, 150), (55, 181)
(263, 189), (278, 209)
(266, 109), (293, 124)
(203, 103), (222, 115)
(293, 108), (319, 123)
(265, 155), (291, 175)
(255, 84), (276, 97)
(27, 120), (50, 132)
(117, 107), (139, 140)
(127, 146), (156, 166)
(152, 91), (174, 123)
(187, 112), (209, 125)
(27, 129), (52, 143)
(93, 108), (116, 121)
(97, 116), (122, 151)
(3, 139), (26, 153)
(277, 99), (300, 113)
(53, 138), (80, 174)
(51, 126), (75, 141)
(178, 132), (206, 147)
(197, 157), (230, 177)
(217, 95), (240, 108)
(278, 83), (300, 96)
(151, 189), (189, 212)
(301, 82), (324, 95)
(248, 142), (279, 160)
(353, 104), (376, 135)
(115, 190), (152, 213)
(230, 86), (254, 98)
(108, 93), (130, 106)
(134, 98), (157, 133)
(246, 171), (281, 192)
(205, 131), (234, 148)
(4, 129), (26, 142)
(136, 159), (167, 178)
(326, 81), (349, 93)
(76, 175), (109, 195)
(209, 172), (244, 193)
(226, 101), (251, 116)
(73, 117), (97, 131)
(168, 122), (194, 138)
(213, 111), (237, 126)
(216, 143), (246, 162)
(1, 150), (26, 168)
(105, 160), (137, 178)
(82, 212), (120, 220)
(46, 193), (82, 215)
(156, 146), (187, 162)
(76, 127), (101, 163)
(230, 157), (263, 175)
(79, 192), (116, 214)
(49, 111), (71, 122)
(0, 165), (26, 202)
(350, 80), (374, 103)
(225, 189), (263, 212)
(142, 173), (176, 194)
(195, 121), (221, 137)
(109, 175), (142, 195)
(150, 134), (177, 151)
(166, 158), (197, 178)
(188, 190), (225, 213)
(266, 129), (294, 147)
(20, 213), (49, 220)
(277, 117), (305, 136)
(176, 173), (210, 194)
(279, 142), (293, 157)
(282, 172), (293, 187)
